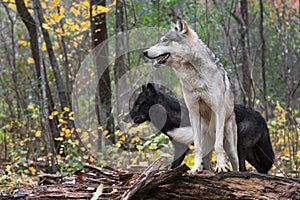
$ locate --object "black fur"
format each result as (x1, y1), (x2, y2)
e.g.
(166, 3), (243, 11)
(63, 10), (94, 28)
(125, 83), (274, 173)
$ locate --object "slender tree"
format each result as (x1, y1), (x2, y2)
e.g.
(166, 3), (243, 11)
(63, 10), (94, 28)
(35, 0), (82, 153)
(90, 0), (114, 144)
(115, 0), (126, 83)
(231, 0), (254, 107)
(16, 0), (58, 171)
(259, 0), (268, 120)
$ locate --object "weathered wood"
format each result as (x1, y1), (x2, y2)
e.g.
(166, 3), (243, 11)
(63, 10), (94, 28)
(144, 170), (300, 200)
(122, 157), (164, 200)
(3, 161), (299, 200)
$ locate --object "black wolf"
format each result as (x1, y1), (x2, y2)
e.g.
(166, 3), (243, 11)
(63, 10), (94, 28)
(125, 83), (274, 173)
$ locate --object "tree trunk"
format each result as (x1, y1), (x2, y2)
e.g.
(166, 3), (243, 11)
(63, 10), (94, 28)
(115, 0), (126, 83)
(90, 0), (114, 145)
(35, 0), (80, 152)
(114, 0), (126, 126)
(12, 163), (300, 199)
(259, 0), (268, 120)
(240, 0), (254, 107)
(15, 0), (58, 170)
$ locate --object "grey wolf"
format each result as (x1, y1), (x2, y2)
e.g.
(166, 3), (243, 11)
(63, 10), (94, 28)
(125, 83), (274, 173)
(143, 18), (238, 174)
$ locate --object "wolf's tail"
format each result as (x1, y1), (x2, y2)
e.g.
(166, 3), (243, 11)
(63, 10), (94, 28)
(249, 124), (275, 173)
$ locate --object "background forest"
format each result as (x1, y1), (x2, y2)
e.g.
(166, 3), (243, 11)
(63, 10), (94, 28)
(0, 0), (299, 190)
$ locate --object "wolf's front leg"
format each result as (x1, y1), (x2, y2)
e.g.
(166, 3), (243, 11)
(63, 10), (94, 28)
(189, 111), (203, 175)
(214, 111), (230, 173)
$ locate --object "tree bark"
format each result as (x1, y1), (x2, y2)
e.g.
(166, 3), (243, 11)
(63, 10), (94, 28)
(11, 163), (300, 199)
(35, 0), (80, 152)
(90, 0), (114, 144)
(259, 0), (268, 120)
(115, 0), (126, 83)
(240, 0), (254, 107)
(15, 0), (58, 170)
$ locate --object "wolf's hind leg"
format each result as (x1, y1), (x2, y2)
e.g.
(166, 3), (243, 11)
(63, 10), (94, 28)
(224, 117), (239, 171)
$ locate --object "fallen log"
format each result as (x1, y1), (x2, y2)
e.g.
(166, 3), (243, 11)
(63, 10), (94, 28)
(3, 161), (299, 199)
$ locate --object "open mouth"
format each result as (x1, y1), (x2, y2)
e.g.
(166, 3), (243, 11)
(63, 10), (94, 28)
(153, 53), (170, 65)
(149, 53), (170, 65)
(133, 116), (145, 124)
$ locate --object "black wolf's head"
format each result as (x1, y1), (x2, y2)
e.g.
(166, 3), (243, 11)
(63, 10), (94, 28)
(125, 83), (159, 125)
(143, 17), (198, 67)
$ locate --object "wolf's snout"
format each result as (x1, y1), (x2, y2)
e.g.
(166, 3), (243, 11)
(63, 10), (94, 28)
(143, 50), (148, 57)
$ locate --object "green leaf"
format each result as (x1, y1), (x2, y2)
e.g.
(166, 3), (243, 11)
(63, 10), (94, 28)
(91, 183), (103, 200)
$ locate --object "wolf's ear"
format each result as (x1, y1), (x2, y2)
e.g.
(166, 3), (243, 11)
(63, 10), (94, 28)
(146, 83), (157, 96)
(142, 85), (147, 92)
(173, 18), (189, 34)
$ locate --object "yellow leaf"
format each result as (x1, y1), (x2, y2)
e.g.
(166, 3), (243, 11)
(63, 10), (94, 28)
(50, 13), (63, 23)
(64, 107), (70, 112)
(87, 143), (92, 148)
(76, 128), (82, 133)
(116, 141), (122, 147)
(19, 40), (29, 46)
(28, 166), (36, 173)
(55, 137), (64, 141)
(297, 150), (300, 158)
(119, 135), (126, 141)
(65, 129), (71, 137)
(116, 130), (124, 136)
(59, 6), (65, 16)
(65, 18), (73, 25)
(92, 5), (111, 17)
(89, 156), (95, 163)
(28, 57), (35, 64)
(70, 7), (80, 16)
(131, 136), (140, 143)
(41, 1), (47, 9)
(60, 131), (64, 136)
(8, 3), (16, 9)
(42, 23), (51, 30)
(42, 42), (47, 51)
(59, 118), (67, 124)
(110, 188), (118, 194)
(27, 104), (34, 110)
(55, 27), (62, 34)
(103, 130), (109, 136)
(49, 115), (54, 119)
(52, 0), (60, 7)
(52, 111), (58, 116)
(80, 21), (90, 30)
(35, 130), (41, 137)
(53, 43), (60, 50)
(32, 114), (39, 119)
(81, 0), (90, 8)
(283, 148), (290, 156)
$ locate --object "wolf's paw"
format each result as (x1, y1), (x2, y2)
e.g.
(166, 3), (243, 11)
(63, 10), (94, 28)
(188, 165), (203, 175)
(215, 163), (230, 173)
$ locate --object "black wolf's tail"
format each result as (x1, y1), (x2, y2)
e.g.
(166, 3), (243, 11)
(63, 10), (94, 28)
(249, 120), (275, 174)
